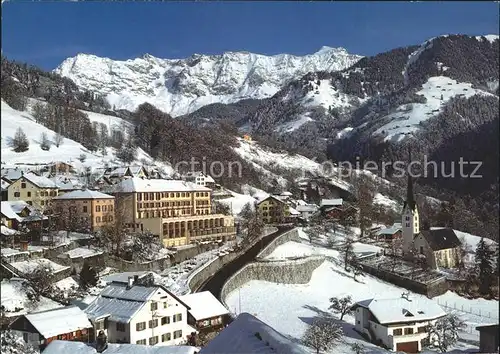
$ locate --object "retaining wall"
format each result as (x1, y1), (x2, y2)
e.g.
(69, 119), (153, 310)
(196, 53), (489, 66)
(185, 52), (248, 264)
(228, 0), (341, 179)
(220, 256), (325, 307)
(256, 228), (301, 260)
(186, 227), (278, 293)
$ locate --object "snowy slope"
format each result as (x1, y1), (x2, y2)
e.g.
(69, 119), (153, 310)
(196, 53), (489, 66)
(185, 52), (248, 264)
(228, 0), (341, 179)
(373, 76), (495, 142)
(1, 100), (172, 174)
(54, 48), (362, 117)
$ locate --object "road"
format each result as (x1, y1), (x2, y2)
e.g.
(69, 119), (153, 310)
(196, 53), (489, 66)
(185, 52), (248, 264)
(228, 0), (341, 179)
(198, 226), (292, 300)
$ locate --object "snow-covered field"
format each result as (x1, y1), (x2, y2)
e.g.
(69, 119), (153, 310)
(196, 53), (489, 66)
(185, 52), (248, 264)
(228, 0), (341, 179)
(373, 193), (400, 212)
(217, 185), (269, 215)
(225, 228), (497, 353)
(1, 100), (172, 175)
(374, 76), (495, 142)
(1, 278), (63, 317)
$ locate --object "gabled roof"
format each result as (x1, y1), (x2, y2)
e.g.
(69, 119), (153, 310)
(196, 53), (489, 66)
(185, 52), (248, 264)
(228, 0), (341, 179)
(296, 205), (318, 212)
(24, 305), (93, 339)
(54, 189), (114, 200)
(19, 172), (58, 189)
(1, 178), (11, 191)
(1, 168), (24, 182)
(84, 282), (190, 323)
(179, 291), (229, 321)
(376, 223), (402, 236)
(353, 296), (446, 325)
(256, 195), (287, 206)
(199, 313), (307, 354)
(1, 201), (45, 222)
(418, 228), (461, 251)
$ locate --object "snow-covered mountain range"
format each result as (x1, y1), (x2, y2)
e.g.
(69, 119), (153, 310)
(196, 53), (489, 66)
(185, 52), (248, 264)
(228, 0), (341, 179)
(54, 47), (362, 116)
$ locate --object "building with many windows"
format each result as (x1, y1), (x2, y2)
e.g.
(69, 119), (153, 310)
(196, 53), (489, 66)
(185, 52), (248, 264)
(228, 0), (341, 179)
(84, 277), (194, 346)
(113, 178), (236, 247)
(7, 172), (59, 211)
(52, 189), (115, 232)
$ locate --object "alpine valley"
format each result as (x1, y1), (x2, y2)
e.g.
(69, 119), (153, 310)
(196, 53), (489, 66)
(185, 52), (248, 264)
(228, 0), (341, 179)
(1, 34), (499, 240)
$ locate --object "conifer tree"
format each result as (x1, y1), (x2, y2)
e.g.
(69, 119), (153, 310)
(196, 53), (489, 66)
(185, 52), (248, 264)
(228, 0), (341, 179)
(474, 238), (495, 295)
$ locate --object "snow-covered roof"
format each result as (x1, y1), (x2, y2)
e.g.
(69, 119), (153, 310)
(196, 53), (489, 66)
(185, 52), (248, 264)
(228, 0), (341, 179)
(115, 178), (211, 193)
(100, 282), (159, 301)
(59, 247), (103, 259)
(1, 225), (19, 236)
(288, 207), (301, 216)
(296, 205), (318, 212)
(199, 312), (307, 354)
(280, 191), (293, 196)
(376, 223), (402, 236)
(10, 258), (69, 274)
(353, 296), (446, 324)
(320, 198), (343, 207)
(21, 172), (58, 188)
(179, 291), (229, 320)
(84, 295), (145, 323)
(43, 340), (199, 354)
(54, 189), (114, 200)
(101, 271), (161, 285)
(1, 168), (23, 182)
(1, 247), (28, 256)
(1, 200), (45, 222)
(25, 305), (93, 339)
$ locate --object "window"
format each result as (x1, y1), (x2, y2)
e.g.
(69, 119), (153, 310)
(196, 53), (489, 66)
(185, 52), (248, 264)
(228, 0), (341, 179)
(149, 336), (158, 345)
(96, 205), (101, 212)
(405, 222), (410, 227)
(393, 328), (402, 336)
(95, 321), (104, 330)
(102, 205), (107, 212)
(136, 322), (146, 331)
(173, 313), (182, 322)
(21, 183), (26, 189)
(420, 246), (424, 254)
(83, 206), (88, 213)
(151, 302), (158, 311)
(162, 333), (171, 342)
(163, 302), (168, 309)
(96, 216), (101, 223)
(136, 339), (146, 345)
(417, 326), (427, 333)
(27, 192), (31, 197)
(116, 322), (125, 332)
(404, 328), (414, 335)
(14, 192), (20, 197)
(149, 319), (158, 328)
(173, 330), (182, 339)
(161, 316), (170, 325)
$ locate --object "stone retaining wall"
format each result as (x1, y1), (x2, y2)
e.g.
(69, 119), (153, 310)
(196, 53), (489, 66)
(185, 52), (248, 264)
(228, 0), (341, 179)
(220, 256), (325, 307)
(186, 227), (278, 293)
(256, 228), (300, 260)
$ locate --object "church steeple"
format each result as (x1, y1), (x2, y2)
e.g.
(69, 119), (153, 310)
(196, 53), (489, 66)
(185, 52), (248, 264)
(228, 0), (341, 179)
(403, 147), (416, 211)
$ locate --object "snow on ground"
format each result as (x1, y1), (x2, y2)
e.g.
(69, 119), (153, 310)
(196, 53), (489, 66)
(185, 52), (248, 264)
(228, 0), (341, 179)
(10, 258), (69, 274)
(59, 247), (103, 259)
(55, 276), (80, 292)
(373, 76), (495, 143)
(226, 230), (496, 352)
(217, 189), (259, 216)
(275, 114), (313, 133)
(43, 340), (198, 354)
(373, 193), (400, 212)
(1, 278), (63, 317)
(301, 79), (355, 111)
(452, 229), (498, 251)
(1, 100), (173, 175)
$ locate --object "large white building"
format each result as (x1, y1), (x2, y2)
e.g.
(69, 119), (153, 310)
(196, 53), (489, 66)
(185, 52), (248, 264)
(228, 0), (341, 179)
(352, 294), (446, 352)
(84, 277), (195, 346)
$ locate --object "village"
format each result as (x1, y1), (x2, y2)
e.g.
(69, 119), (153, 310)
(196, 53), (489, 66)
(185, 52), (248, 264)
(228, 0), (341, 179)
(0, 161), (498, 354)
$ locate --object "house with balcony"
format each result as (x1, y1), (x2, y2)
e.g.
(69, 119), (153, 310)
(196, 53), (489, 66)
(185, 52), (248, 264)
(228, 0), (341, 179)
(113, 178), (236, 247)
(183, 172), (216, 189)
(83, 276), (194, 346)
(179, 291), (230, 335)
(352, 294), (446, 353)
(6, 172), (58, 212)
(9, 305), (93, 351)
(52, 189), (115, 232)
(256, 196), (298, 225)
(1, 200), (47, 234)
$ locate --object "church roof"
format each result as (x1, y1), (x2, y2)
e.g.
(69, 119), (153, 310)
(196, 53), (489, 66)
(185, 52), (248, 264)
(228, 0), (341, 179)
(418, 228), (461, 251)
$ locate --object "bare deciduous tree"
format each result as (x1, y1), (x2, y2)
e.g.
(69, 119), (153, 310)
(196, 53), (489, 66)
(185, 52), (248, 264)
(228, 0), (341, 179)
(426, 314), (466, 353)
(302, 318), (343, 354)
(53, 131), (64, 148)
(328, 295), (353, 320)
(40, 132), (50, 151)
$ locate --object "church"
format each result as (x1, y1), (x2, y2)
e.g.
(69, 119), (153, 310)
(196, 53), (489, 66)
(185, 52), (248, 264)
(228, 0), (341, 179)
(401, 174), (462, 269)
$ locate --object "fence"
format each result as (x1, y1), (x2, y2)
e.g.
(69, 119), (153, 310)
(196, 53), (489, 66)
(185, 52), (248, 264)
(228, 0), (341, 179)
(436, 298), (499, 321)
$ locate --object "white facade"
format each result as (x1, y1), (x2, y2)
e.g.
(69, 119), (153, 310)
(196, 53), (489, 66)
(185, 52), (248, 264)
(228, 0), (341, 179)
(402, 204), (419, 256)
(353, 297), (446, 352)
(86, 281), (193, 347)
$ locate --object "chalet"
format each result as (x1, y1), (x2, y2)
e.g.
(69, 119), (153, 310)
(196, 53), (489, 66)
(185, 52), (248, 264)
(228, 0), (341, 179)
(295, 204), (318, 221)
(199, 312), (307, 354)
(9, 305), (93, 350)
(352, 294), (446, 353)
(413, 228), (461, 269)
(476, 324), (499, 353)
(108, 166), (149, 184)
(179, 291), (230, 334)
(183, 172), (216, 189)
(47, 161), (75, 175)
(320, 199), (358, 221)
(375, 223), (402, 241)
(7, 172), (59, 211)
(83, 277), (195, 346)
(1, 200), (47, 233)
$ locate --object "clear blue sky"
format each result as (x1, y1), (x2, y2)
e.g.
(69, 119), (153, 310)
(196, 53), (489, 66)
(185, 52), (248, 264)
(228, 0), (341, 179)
(2, 1), (498, 70)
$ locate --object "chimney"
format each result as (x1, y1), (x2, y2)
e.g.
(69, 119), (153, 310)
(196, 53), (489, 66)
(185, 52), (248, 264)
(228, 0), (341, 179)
(19, 240), (29, 251)
(127, 276), (134, 289)
(134, 274), (139, 283)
